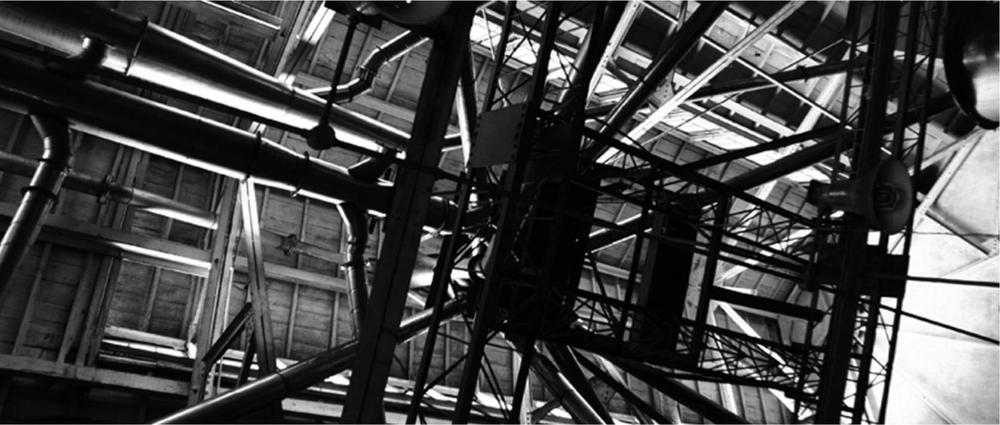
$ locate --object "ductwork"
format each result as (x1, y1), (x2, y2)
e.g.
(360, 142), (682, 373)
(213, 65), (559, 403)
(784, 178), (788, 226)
(311, 30), (428, 102)
(154, 297), (466, 424)
(0, 2), (411, 151)
(0, 50), (456, 230)
(0, 150), (216, 229)
(0, 115), (72, 290)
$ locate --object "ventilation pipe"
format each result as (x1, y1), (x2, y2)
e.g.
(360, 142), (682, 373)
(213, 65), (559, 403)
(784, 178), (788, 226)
(0, 2), (410, 151)
(0, 115), (72, 290)
(0, 150), (216, 229)
(0, 50), (457, 231)
(154, 298), (466, 424)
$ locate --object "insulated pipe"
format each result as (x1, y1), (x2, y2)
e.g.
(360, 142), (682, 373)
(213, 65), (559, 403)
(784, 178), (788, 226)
(311, 30), (429, 101)
(0, 2), (410, 151)
(0, 150), (216, 229)
(0, 52), (456, 230)
(337, 203), (370, 336)
(586, 1), (730, 161)
(154, 298), (466, 424)
(0, 115), (72, 289)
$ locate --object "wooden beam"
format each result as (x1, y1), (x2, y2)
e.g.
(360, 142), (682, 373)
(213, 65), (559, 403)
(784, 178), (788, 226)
(0, 200), (211, 276)
(0, 353), (189, 396)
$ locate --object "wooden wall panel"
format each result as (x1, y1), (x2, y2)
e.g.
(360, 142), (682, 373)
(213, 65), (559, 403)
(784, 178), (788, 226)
(291, 285), (335, 358)
(147, 269), (194, 338)
(107, 262), (156, 331)
(130, 157), (174, 239)
(0, 244), (43, 354)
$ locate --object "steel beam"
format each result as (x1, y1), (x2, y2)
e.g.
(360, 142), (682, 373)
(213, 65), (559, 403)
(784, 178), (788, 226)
(588, 1), (643, 100)
(574, 352), (674, 425)
(814, 3), (900, 421)
(452, 3), (563, 423)
(688, 61), (854, 102)
(340, 6), (474, 422)
(613, 357), (748, 424)
(586, 1), (730, 161)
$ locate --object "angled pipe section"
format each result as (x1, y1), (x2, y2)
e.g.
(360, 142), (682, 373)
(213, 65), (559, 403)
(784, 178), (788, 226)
(0, 2), (410, 151)
(0, 115), (72, 290)
(0, 51), (456, 230)
(311, 30), (428, 101)
(154, 298), (466, 424)
(0, 150), (216, 229)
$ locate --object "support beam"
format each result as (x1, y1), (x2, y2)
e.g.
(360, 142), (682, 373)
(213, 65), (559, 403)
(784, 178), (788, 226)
(236, 179), (282, 420)
(613, 357), (748, 424)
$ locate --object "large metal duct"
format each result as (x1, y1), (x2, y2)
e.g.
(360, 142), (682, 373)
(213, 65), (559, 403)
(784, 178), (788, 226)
(0, 51), (456, 230)
(0, 2), (411, 151)
(154, 297), (466, 423)
(0, 114), (72, 290)
(0, 150), (216, 229)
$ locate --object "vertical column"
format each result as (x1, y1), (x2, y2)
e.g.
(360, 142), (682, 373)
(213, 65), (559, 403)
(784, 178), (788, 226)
(339, 6), (475, 423)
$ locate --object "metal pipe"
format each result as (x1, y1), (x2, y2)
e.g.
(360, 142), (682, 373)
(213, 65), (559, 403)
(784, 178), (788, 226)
(0, 2), (411, 151)
(154, 297), (466, 423)
(586, 1), (730, 160)
(0, 51), (456, 230)
(311, 31), (429, 102)
(337, 203), (369, 336)
(0, 114), (72, 291)
(516, 342), (607, 424)
(0, 150), (217, 229)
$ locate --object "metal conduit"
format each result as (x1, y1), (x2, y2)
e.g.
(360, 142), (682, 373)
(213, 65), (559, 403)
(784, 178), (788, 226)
(0, 3), (411, 151)
(0, 115), (72, 291)
(0, 150), (216, 229)
(0, 51), (456, 230)
(154, 297), (466, 424)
